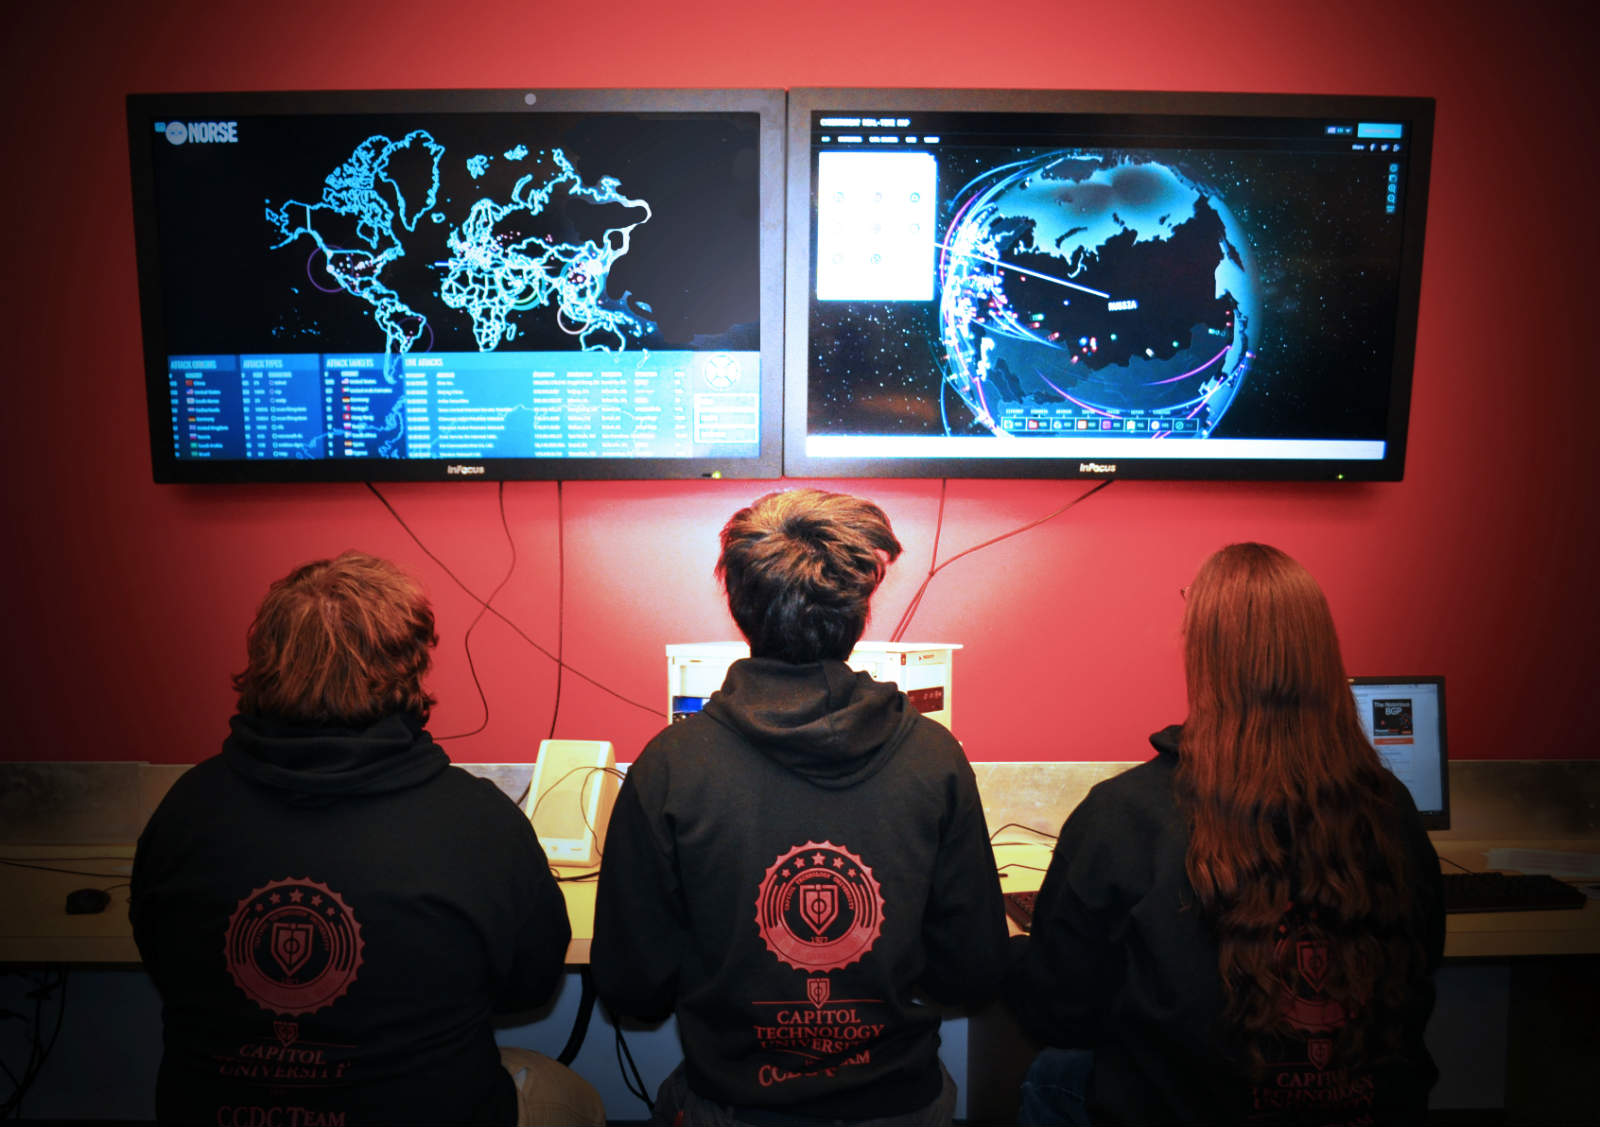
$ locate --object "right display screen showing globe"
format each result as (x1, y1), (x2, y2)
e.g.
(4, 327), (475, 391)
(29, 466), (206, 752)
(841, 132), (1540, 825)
(783, 89), (1434, 480)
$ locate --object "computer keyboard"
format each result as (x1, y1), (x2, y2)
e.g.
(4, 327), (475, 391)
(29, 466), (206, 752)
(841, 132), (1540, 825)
(1441, 870), (1587, 914)
(1003, 890), (1038, 932)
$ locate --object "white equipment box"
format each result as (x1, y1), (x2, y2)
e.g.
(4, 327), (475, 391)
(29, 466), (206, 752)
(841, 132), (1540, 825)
(666, 641), (961, 729)
(523, 739), (618, 868)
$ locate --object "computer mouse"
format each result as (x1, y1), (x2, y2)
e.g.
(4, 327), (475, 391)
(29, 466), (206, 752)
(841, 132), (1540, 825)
(65, 887), (111, 915)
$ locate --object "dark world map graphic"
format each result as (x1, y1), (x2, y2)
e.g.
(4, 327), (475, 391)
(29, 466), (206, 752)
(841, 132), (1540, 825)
(809, 146), (1403, 443)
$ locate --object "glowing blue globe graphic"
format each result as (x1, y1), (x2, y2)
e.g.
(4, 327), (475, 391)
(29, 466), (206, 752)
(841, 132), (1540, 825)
(938, 153), (1259, 437)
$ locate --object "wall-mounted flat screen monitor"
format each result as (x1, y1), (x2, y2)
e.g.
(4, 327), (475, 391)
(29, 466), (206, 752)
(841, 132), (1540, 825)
(784, 89), (1434, 480)
(1351, 675), (1449, 830)
(127, 88), (784, 482)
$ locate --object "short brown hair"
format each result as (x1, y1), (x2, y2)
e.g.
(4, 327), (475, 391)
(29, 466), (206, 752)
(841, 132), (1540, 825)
(716, 489), (902, 664)
(233, 551), (438, 725)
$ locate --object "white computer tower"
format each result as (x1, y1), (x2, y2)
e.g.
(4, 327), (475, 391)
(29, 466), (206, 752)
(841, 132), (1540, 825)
(666, 641), (961, 729)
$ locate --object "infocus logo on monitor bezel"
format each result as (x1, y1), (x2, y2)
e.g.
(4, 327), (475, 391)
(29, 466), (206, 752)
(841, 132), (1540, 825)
(446, 464), (487, 476)
(1078, 462), (1118, 474)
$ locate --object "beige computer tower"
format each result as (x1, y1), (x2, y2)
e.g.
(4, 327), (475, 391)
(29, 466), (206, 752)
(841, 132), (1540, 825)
(523, 739), (619, 867)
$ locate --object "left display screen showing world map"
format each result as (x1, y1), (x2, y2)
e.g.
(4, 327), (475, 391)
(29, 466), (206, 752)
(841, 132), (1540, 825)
(130, 93), (779, 480)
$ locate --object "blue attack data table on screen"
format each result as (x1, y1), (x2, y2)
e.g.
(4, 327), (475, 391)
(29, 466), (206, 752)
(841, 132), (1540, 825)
(167, 351), (761, 461)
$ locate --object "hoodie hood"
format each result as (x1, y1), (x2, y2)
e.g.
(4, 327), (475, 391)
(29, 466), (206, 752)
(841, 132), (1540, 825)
(701, 658), (916, 789)
(1149, 723), (1183, 759)
(222, 711), (450, 806)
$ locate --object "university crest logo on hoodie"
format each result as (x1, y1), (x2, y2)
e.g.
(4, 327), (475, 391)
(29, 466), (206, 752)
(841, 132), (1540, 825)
(754, 840), (884, 973)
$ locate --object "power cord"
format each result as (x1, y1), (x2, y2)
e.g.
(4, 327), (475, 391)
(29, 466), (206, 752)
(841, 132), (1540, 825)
(997, 862), (1052, 877)
(525, 763), (627, 872)
(365, 483), (662, 721)
(989, 822), (1059, 844)
(547, 480), (565, 744)
(890, 479), (948, 643)
(1, 969), (68, 1119)
(613, 1013), (654, 1113)
(891, 478), (1115, 642)
(0, 860), (131, 879)
(439, 481), (518, 742)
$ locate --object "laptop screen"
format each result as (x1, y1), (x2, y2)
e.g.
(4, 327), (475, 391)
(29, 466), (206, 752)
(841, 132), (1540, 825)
(1350, 676), (1448, 830)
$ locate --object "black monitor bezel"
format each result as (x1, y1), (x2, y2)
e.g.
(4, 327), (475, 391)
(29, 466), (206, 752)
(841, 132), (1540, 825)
(1350, 674), (1449, 830)
(783, 87), (1435, 481)
(126, 87), (787, 483)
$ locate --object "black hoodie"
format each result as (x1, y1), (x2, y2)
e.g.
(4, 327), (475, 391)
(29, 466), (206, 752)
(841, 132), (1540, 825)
(591, 658), (1009, 1120)
(131, 713), (570, 1125)
(1007, 726), (1444, 1126)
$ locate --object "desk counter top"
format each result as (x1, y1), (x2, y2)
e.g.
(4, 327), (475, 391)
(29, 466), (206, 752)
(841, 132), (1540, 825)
(0, 845), (600, 966)
(1432, 838), (1600, 958)
(7, 840), (1598, 965)
(0, 845), (138, 964)
(991, 836), (1600, 960)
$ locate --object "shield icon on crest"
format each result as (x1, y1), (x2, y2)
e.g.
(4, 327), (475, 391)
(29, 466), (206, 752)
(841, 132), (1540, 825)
(1296, 940), (1329, 992)
(800, 885), (839, 936)
(273, 1020), (299, 1047)
(1307, 1037), (1333, 1071)
(272, 922), (314, 977)
(807, 977), (831, 1009)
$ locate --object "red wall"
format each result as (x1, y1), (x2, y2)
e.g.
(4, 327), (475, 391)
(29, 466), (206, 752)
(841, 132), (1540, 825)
(2, 0), (1594, 765)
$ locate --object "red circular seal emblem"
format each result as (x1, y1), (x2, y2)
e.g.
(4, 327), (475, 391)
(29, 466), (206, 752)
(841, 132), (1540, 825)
(755, 841), (884, 972)
(225, 877), (364, 1016)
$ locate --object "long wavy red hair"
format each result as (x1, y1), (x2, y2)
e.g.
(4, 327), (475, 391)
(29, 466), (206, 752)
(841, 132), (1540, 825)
(1177, 543), (1425, 1067)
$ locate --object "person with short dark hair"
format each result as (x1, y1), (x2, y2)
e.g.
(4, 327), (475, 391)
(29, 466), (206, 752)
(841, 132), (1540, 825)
(132, 551), (581, 1125)
(592, 488), (1009, 1126)
(716, 487), (906, 665)
(1009, 543), (1444, 1125)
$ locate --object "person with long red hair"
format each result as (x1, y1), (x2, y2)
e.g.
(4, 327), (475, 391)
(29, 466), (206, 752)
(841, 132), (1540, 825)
(1009, 542), (1444, 1125)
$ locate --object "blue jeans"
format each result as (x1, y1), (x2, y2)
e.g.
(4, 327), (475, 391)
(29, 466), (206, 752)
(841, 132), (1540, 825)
(1018, 1048), (1094, 1127)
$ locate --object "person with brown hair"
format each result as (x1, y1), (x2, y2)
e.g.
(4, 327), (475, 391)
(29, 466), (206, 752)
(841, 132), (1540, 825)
(592, 488), (1009, 1125)
(1009, 542), (1444, 1125)
(131, 551), (581, 1125)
